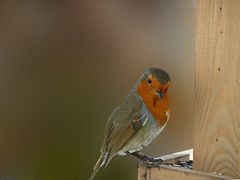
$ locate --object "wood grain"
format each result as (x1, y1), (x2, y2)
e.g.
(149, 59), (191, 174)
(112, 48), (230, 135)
(138, 149), (232, 180)
(194, 0), (240, 177)
(138, 165), (231, 180)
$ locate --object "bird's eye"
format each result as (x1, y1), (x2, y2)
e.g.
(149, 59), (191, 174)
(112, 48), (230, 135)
(147, 79), (152, 84)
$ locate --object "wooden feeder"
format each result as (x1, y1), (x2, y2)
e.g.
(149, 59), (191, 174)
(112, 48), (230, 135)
(138, 0), (240, 179)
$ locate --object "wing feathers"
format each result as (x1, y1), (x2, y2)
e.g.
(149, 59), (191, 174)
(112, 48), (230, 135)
(90, 93), (146, 179)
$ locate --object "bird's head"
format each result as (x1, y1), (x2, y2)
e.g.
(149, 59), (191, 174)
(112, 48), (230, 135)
(137, 68), (170, 101)
(135, 68), (170, 124)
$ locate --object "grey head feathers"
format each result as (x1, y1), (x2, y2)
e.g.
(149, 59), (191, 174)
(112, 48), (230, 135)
(132, 67), (170, 91)
(146, 67), (170, 84)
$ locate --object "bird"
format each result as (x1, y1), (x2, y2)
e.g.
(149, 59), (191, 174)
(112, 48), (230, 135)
(89, 67), (171, 180)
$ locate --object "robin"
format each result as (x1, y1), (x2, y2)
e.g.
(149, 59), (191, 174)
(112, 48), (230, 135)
(89, 68), (170, 180)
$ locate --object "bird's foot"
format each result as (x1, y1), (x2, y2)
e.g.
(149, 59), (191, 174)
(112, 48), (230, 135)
(141, 157), (163, 168)
(127, 151), (163, 167)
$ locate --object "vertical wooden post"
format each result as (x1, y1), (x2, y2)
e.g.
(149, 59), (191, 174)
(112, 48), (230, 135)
(194, 0), (240, 177)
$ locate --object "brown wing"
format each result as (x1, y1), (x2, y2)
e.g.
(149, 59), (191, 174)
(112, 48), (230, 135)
(101, 92), (146, 166)
(90, 92), (146, 180)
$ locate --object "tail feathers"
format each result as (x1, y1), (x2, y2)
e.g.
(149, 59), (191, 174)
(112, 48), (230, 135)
(89, 154), (106, 180)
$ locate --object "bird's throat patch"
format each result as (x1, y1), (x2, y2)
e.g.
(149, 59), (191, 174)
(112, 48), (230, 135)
(137, 80), (169, 125)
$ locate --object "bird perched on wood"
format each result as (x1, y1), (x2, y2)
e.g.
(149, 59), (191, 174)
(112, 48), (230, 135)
(89, 68), (171, 180)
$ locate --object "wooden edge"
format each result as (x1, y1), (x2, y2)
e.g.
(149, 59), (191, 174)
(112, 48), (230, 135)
(138, 149), (233, 180)
(138, 165), (233, 180)
(159, 149), (193, 164)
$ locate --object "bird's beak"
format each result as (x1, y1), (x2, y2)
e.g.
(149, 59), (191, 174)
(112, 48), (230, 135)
(155, 90), (164, 99)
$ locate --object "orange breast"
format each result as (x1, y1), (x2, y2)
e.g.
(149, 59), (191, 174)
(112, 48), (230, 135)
(137, 80), (169, 125)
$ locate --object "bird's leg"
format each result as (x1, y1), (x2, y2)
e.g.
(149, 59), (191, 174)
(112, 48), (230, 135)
(126, 151), (163, 167)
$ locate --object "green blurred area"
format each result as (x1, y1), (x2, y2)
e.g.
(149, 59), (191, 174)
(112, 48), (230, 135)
(0, 1), (194, 179)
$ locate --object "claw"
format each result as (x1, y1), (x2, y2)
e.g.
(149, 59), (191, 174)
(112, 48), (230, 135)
(127, 151), (164, 167)
(141, 158), (163, 167)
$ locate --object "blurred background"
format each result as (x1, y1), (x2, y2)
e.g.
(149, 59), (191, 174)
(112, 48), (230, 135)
(0, 1), (195, 179)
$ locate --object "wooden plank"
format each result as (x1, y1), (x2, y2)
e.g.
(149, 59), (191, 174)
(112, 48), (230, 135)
(194, 0), (240, 177)
(138, 165), (232, 180)
(160, 149), (193, 164)
(138, 150), (232, 180)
